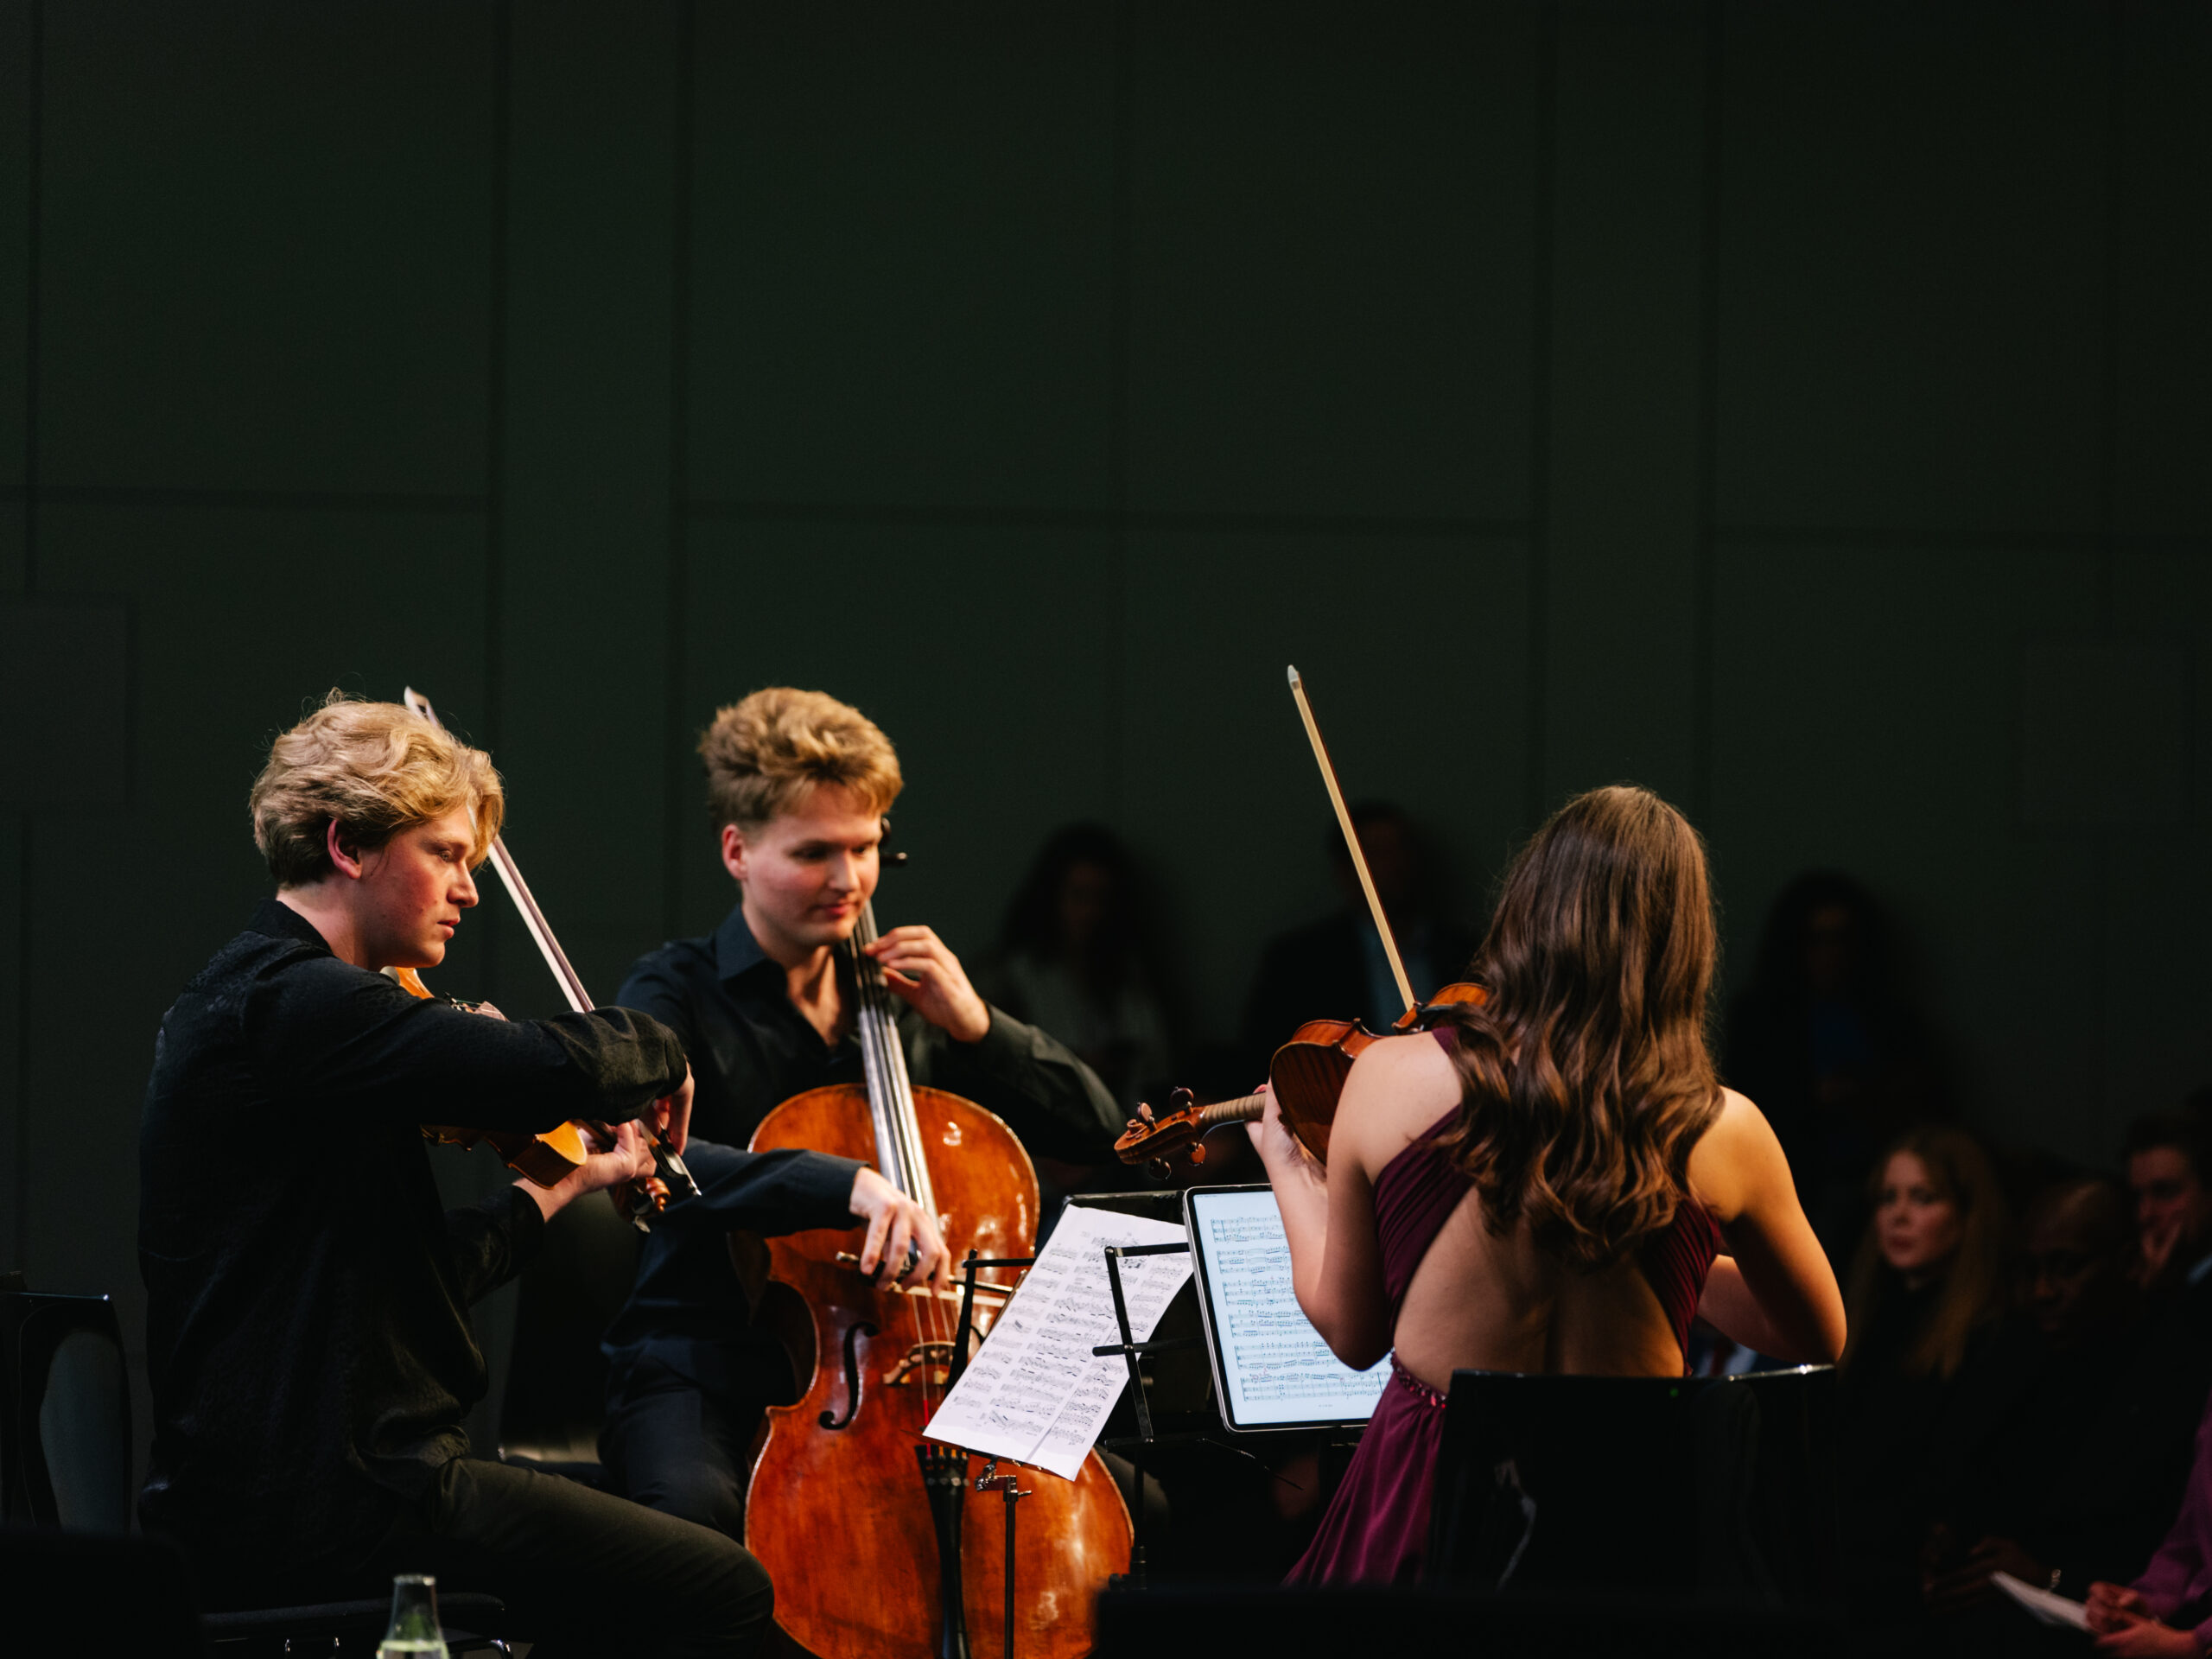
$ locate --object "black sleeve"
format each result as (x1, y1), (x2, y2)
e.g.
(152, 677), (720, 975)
(254, 953), (687, 1131)
(906, 1005), (1122, 1163)
(657, 1140), (863, 1238)
(443, 1185), (547, 1304)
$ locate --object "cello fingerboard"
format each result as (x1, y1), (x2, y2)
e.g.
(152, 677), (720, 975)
(849, 900), (940, 1217)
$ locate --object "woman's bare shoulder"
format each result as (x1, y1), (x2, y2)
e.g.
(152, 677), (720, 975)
(1686, 1087), (1788, 1221)
(1337, 1033), (1462, 1167)
(1349, 1029), (1462, 1098)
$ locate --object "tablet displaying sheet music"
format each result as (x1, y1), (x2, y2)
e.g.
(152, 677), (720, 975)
(1185, 1184), (1392, 1432)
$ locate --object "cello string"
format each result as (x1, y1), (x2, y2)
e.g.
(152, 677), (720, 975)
(856, 902), (950, 1395)
(885, 926), (954, 1404)
(870, 931), (949, 1399)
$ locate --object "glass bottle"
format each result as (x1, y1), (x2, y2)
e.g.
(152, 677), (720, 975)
(377, 1573), (450, 1659)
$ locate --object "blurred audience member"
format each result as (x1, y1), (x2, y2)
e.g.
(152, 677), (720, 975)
(985, 823), (1178, 1118)
(1239, 802), (1475, 1077)
(1922, 1177), (2145, 1626)
(1837, 1127), (2009, 1615)
(2087, 1391), (2212, 1657)
(1726, 871), (1948, 1260)
(2127, 1104), (2212, 1295)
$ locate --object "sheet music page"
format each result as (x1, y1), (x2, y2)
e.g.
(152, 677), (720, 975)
(1191, 1187), (1389, 1427)
(924, 1205), (1190, 1480)
(1988, 1572), (2091, 1630)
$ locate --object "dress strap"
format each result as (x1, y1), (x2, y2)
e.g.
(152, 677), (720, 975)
(1389, 1353), (1450, 1411)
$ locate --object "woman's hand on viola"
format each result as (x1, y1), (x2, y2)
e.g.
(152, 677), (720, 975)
(866, 925), (991, 1044)
(1245, 1084), (1324, 1190)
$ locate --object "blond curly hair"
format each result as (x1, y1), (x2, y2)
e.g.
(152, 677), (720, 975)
(250, 692), (504, 886)
(700, 687), (902, 830)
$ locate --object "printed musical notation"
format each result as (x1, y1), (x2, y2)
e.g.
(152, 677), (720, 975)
(924, 1204), (1191, 1481)
(1193, 1192), (1389, 1426)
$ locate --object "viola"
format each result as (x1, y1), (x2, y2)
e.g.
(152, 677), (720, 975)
(1117, 982), (1485, 1178)
(401, 687), (696, 1226)
(1118, 664), (1485, 1178)
(742, 898), (1132, 1659)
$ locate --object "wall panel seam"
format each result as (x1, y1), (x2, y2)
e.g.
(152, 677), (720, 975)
(683, 499), (1530, 541)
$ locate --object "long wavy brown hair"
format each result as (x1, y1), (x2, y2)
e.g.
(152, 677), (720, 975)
(1841, 1125), (2008, 1380)
(1432, 785), (1724, 1270)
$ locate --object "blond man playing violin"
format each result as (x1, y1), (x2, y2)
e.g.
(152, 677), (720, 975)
(140, 694), (768, 1657)
(601, 686), (1123, 1540)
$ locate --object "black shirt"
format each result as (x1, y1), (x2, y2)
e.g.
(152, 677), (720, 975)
(138, 899), (687, 1565)
(604, 905), (1123, 1400)
(614, 905), (1122, 1163)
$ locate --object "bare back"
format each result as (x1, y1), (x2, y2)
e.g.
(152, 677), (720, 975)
(1319, 1033), (1840, 1393)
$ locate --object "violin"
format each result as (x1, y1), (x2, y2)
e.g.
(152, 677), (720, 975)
(742, 894), (1130, 1659)
(401, 687), (696, 1228)
(1117, 983), (1486, 1178)
(1117, 664), (1485, 1178)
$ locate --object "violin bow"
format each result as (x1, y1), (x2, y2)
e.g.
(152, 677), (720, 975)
(402, 686), (696, 1206)
(1286, 665), (1416, 1016)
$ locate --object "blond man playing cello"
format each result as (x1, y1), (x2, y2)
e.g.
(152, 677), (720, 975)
(600, 687), (1124, 1539)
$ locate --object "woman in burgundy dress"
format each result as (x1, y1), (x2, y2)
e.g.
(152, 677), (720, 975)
(1253, 785), (1847, 1586)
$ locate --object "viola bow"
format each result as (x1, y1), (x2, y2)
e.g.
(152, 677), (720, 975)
(404, 686), (698, 1225)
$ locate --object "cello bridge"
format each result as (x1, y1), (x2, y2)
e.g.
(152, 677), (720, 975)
(882, 1342), (957, 1388)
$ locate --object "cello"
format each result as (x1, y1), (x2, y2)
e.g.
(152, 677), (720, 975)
(743, 897), (1133, 1659)
(1116, 664), (1484, 1178)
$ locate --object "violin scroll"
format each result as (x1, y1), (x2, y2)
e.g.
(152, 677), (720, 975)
(1117, 1089), (1210, 1182)
(1116, 1086), (1270, 1179)
(1113, 984), (1487, 1178)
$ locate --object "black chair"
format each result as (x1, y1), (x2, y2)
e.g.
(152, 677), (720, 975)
(1427, 1364), (1839, 1607)
(0, 1290), (133, 1529)
(0, 1287), (515, 1653)
(496, 1187), (641, 1479)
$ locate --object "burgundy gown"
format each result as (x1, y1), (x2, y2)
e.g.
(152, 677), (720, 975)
(1285, 1029), (1723, 1586)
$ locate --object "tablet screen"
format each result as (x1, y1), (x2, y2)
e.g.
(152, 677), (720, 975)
(1185, 1185), (1391, 1431)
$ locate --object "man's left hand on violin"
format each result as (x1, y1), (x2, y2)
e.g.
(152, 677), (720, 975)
(863, 925), (991, 1044)
(654, 1059), (695, 1154)
(520, 1119), (657, 1222)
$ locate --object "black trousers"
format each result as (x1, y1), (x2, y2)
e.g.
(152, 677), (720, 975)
(601, 1360), (766, 1540)
(375, 1458), (772, 1657)
(197, 1458), (773, 1658)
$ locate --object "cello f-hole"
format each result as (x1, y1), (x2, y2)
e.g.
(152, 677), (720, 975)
(819, 1319), (879, 1431)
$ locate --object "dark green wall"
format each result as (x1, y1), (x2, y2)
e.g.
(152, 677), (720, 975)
(4, 0), (2209, 1478)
